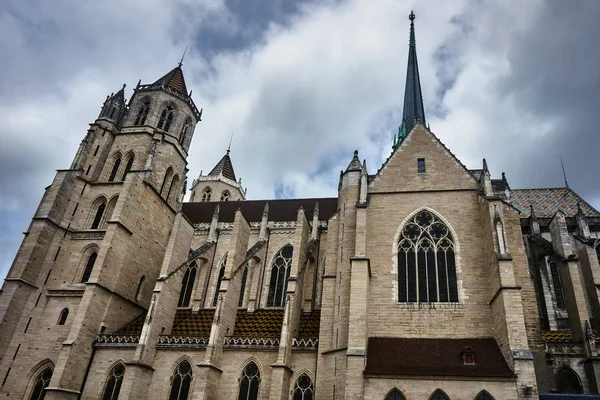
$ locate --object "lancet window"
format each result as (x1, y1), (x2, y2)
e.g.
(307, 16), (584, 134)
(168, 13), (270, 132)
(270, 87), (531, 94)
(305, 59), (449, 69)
(134, 99), (150, 125)
(57, 308), (69, 325)
(201, 187), (211, 202)
(397, 210), (458, 303)
(221, 191), (230, 201)
(101, 363), (125, 400)
(91, 202), (106, 230)
(267, 245), (293, 307)
(28, 366), (53, 400)
(180, 117), (192, 145)
(430, 389), (450, 400)
(81, 251), (98, 283)
(385, 389), (406, 400)
(178, 260), (197, 308)
(238, 264), (249, 307)
(550, 261), (566, 309)
(292, 374), (314, 400)
(238, 362), (260, 400)
(168, 360), (192, 400)
(121, 155), (134, 181)
(475, 391), (494, 400)
(213, 254), (227, 307)
(158, 105), (175, 132)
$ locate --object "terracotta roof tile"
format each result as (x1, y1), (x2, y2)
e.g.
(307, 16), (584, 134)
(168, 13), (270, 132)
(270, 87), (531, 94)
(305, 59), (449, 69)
(151, 66), (188, 97)
(365, 337), (515, 378)
(171, 309), (214, 336)
(542, 330), (600, 343)
(512, 188), (600, 218)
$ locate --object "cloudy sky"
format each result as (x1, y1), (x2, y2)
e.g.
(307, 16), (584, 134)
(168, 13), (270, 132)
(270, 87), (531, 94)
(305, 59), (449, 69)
(1, 0), (599, 280)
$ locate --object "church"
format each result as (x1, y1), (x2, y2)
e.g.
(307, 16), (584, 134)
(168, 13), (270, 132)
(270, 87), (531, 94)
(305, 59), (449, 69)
(2, 11), (600, 400)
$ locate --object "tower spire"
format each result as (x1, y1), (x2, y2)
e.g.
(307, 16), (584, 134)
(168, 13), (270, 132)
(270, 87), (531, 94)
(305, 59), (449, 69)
(179, 45), (188, 67)
(397, 10), (426, 146)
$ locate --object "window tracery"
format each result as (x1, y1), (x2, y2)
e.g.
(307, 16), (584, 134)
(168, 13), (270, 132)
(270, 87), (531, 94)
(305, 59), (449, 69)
(267, 245), (293, 307)
(238, 362), (260, 400)
(221, 191), (230, 201)
(292, 374), (314, 400)
(178, 260), (197, 308)
(28, 366), (53, 400)
(134, 99), (150, 125)
(158, 105), (175, 132)
(397, 210), (458, 303)
(168, 361), (192, 400)
(101, 363), (125, 400)
(201, 187), (211, 202)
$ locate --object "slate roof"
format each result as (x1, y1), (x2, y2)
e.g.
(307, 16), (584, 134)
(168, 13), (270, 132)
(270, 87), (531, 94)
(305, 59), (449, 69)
(345, 150), (362, 172)
(151, 66), (189, 97)
(182, 198), (338, 224)
(364, 337), (515, 378)
(511, 188), (600, 218)
(208, 152), (237, 182)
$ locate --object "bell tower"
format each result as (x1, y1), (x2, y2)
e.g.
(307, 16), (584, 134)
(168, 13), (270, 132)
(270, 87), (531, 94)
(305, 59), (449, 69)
(0, 64), (201, 399)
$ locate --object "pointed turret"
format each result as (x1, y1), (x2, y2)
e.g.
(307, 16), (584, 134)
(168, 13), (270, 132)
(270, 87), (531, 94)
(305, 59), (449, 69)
(99, 83), (126, 122)
(151, 66), (189, 98)
(208, 150), (237, 182)
(189, 149), (246, 202)
(397, 11), (426, 144)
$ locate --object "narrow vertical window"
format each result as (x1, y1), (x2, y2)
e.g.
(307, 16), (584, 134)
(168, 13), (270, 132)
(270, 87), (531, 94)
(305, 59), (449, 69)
(397, 210), (457, 303)
(417, 158), (426, 173)
(238, 362), (260, 400)
(178, 261), (198, 308)
(168, 361), (192, 400)
(201, 187), (211, 202)
(81, 252), (98, 283)
(108, 157), (121, 182)
(101, 363), (125, 400)
(161, 167), (174, 196)
(292, 374), (314, 400)
(238, 264), (249, 307)
(28, 366), (53, 400)
(158, 106), (175, 132)
(135, 276), (145, 301)
(91, 203), (106, 229)
(179, 118), (192, 145)
(93, 145), (100, 156)
(213, 255), (227, 307)
(167, 175), (179, 202)
(267, 245), (293, 307)
(121, 156), (134, 181)
(550, 262), (566, 309)
(134, 99), (150, 125)
(496, 221), (506, 254)
(57, 308), (69, 325)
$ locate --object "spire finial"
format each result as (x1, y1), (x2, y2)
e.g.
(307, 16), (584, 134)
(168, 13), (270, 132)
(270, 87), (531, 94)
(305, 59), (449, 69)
(409, 11), (416, 47)
(178, 45), (188, 67)
(227, 132), (233, 155)
(560, 156), (569, 188)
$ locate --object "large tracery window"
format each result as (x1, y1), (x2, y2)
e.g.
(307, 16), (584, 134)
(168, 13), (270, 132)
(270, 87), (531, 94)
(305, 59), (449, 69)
(267, 245), (293, 307)
(28, 366), (53, 400)
(292, 374), (314, 400)
(158, 105), (175, 132)
(134, 99), (150, 125)
(238, 362), (260, 400)
(101, 363), (125, 400)
(169, 361), (192, 400)
(397, 210), (458, 303)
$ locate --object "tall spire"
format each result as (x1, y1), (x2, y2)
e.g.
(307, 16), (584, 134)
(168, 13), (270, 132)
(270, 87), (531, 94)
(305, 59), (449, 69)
(397, 11), (426, 145)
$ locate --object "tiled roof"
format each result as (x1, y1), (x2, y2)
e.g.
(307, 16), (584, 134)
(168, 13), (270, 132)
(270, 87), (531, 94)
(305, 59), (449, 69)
(208, 152), (237, 182)
(151, 66), (189, 97)
(365, 337), (515, 378)
(172, 309), (214, 336)
(511, 188), (600, 218)
(114, 313), (146, 335)
(182, 198), (338, 224)
(234, 310), (284, 337)
(542, 330), (600, 343)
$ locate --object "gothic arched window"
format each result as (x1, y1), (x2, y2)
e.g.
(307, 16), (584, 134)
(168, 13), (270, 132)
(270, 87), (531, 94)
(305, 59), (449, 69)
(167, 175), (179, 202)
(221, 191), (230, 201)
(81, 252), (98, 283)
(168, 360), (192, 400)
(57, 308), (69, 325)
(91, 202), (106, 229)
(429, 389), (450, 400)
(238, 362), (260, 400)
(385, 388), (406, 400)
(178, 261), (198, 308)
(161, 167), (174, 196)
(134, 99), (150, 125)
(475, 391), (494, 400)
(108, 157), (121, 182)
(121, 155), (134, 181)
(135, 276), (145, 301)
(213, 254), (227, 307)
(292, 374), (314, 400)
(550, 261), (566, 309)
(180, 117), (192, 145)
(557, 366), (583, 394)
(238, 264), (249, 307)
(267, 245), (293, 307)
(397, 210), (458, 303)
(201, 187), (211, 202)
(158, 105), (175, 132)
(101, 363), (125, 400)
(28, 365), (53, 400)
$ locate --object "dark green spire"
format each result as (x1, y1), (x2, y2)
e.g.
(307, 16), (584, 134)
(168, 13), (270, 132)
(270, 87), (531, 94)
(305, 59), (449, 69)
(397, 10), (426, 146)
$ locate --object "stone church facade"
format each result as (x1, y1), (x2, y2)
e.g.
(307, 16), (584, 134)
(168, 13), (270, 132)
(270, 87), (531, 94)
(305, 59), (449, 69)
(2, 12), (600, 400)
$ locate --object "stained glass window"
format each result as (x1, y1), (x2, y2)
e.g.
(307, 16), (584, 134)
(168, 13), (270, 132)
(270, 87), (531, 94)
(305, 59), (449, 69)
(267, 245), (293, 307)
(238, 362), (260, 400)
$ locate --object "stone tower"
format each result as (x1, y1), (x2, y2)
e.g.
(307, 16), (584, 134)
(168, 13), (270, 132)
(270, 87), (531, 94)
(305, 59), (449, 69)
(0, 64), (201, 399)
(189, 149), (246, 202)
